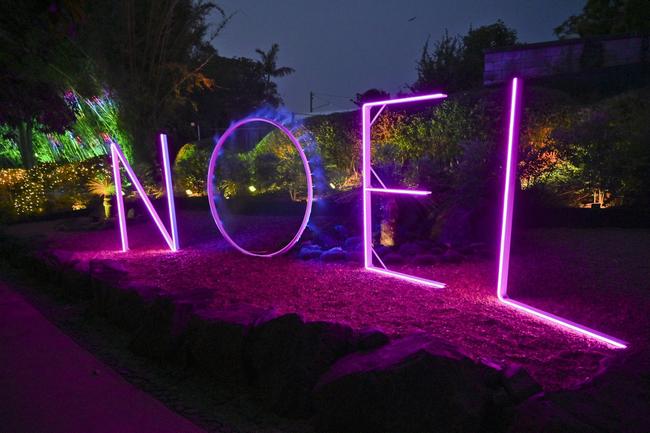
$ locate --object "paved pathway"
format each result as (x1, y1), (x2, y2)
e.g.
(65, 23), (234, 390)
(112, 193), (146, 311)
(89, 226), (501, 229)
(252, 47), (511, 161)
(0, 281), (207, 433)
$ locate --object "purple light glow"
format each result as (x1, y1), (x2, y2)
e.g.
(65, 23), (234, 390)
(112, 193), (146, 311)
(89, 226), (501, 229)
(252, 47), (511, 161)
(365, 188), (432, 196)
(362, 93), (447, 288)
(110, 135), (179, 252)
(206, 117), (313, 257)
(362, 93), (448, 108)
(496, 78), (627, 349)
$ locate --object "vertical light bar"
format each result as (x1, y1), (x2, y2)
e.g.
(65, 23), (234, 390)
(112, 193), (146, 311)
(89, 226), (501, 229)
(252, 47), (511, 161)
(361, 93), (447, 289)
(111, 145), (129, 252)
(160, 134), (179, 251)
(497, 77), (520, 301)
(496, 78), (627, 349)
(362, 104), (373, 269)
(110, 139), (178, 252)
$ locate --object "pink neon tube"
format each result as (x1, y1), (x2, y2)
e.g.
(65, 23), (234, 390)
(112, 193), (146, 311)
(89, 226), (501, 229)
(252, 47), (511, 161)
(496, 77), (627, 349)
(206, 117), (313, 258)
(366, 188), (432, 196)
(110, 136), (179, 252)
(361, 92), (447, 288)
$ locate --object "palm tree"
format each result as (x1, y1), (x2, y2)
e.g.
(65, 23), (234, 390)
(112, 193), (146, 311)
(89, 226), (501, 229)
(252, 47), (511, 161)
(87, 174), (115, 219)
(255, 43), (294, 103)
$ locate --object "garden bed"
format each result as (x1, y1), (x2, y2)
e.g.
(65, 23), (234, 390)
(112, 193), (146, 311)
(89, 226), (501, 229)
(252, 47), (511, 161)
(2, 210), (649, 431)
(6, 210), (648, 390)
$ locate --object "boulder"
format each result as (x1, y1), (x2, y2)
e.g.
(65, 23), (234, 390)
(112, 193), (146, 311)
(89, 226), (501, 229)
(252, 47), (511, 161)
(346, 250), (364, 264)
(245, 314), (355, 417)
(186, 304), (278, 389)
(508, 395), (599, 433)
(500, 364), (542, 404)
(320, 247), (347, 262)
(314, 334), (501, 433)
(298, 245), (322, 260)
(355, 327), (390, 351)
(128, 295), (195, 362)
(343, 236), (362, 251)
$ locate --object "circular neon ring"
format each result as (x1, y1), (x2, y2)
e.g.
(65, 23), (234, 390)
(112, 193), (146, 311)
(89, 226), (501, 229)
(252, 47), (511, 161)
(207, 117), (313, 257)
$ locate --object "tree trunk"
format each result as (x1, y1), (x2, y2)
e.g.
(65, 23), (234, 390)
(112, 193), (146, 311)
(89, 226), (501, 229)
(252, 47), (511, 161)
(17, 121), (35, 169)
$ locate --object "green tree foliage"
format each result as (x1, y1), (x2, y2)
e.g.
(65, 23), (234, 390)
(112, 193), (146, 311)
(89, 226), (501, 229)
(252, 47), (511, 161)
(555, 0), (650, 39)
(413, 21), (517, 92)
(0, 1), (86, 167)
(306, 113), (359, 186)
(0, 92), (132, 167)
(255, 43), (295, 106)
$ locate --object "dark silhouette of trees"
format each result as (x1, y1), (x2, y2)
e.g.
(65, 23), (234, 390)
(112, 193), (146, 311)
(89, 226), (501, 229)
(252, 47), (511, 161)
(555, 0), (650, 39)
(413, 21), (517, 93)
(353, 89), (390, 106)
(255, 43), (295, 106)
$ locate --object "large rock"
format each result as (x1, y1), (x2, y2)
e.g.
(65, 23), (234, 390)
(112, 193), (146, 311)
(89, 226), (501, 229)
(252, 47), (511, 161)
(245, 313), (355, 417)
(314, 334), (502, 433)
(507, 395), (599, 433)
(298, 245), (322, 260)
(320, 247), (346, 262)
(185, 304), (278, 389)
(343, 236), (362, 251)
(508, 351), (650, 433)
(128, 295), (195, 362)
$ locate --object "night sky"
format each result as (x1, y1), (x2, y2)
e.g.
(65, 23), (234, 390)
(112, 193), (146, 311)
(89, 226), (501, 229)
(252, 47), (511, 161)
(212, 0), (585, 113)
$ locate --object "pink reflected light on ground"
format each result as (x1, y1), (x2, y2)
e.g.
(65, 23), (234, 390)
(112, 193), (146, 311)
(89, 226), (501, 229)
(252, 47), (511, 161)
(110, 135), (179, 252)
(496, 77), (627, 349)
(206, 117), (313, 258)
(361, 93), (448, 289)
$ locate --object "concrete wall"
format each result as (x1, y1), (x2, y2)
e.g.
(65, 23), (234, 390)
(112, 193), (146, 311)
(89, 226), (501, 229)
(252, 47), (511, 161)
(484, 36), (646, 85)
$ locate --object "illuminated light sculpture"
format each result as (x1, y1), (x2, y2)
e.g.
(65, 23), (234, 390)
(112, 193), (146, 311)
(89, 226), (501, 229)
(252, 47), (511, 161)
(110, 134), (179, 252)
(207, 117), (313, 257)
(361, 93), (448, 289)
(497, 77), (627, 349)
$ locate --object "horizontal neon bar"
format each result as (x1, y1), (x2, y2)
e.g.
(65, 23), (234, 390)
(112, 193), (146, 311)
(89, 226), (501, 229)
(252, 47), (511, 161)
(501, 297), (628, 349)
(366, 266), (446, 289)
(366, 188), (431, 196)
(362, 93), (448, 108)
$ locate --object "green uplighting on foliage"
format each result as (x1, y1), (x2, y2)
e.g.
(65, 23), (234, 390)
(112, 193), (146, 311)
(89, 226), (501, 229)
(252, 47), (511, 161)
(0, 91), (133, 167)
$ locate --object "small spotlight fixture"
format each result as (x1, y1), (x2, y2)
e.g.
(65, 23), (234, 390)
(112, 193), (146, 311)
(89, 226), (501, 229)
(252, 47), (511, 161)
(248, 185), (257, 192)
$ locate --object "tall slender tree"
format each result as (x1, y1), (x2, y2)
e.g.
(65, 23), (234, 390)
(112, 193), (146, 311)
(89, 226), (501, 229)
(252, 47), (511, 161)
(255, 43), (294, 106)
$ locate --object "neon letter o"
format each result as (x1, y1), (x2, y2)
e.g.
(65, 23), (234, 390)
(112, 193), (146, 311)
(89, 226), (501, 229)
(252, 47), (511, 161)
(207, 118), (313, 257)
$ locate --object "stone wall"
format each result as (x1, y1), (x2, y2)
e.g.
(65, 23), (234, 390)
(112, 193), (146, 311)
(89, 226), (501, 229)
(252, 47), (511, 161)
(484, 36), (646, 85)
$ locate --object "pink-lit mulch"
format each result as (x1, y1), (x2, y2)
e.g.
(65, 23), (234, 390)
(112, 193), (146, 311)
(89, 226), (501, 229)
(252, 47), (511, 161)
(7, 210), (649, 392)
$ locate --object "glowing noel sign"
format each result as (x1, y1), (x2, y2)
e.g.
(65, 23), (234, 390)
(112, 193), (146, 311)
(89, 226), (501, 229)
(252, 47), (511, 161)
(361, 93), (448, 289)
(206, 117), (313, 257)
(109, 82), (627, 349)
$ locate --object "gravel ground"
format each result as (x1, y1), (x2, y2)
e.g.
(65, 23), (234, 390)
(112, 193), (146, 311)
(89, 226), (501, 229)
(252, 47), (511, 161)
(7, 210), (649, 392)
